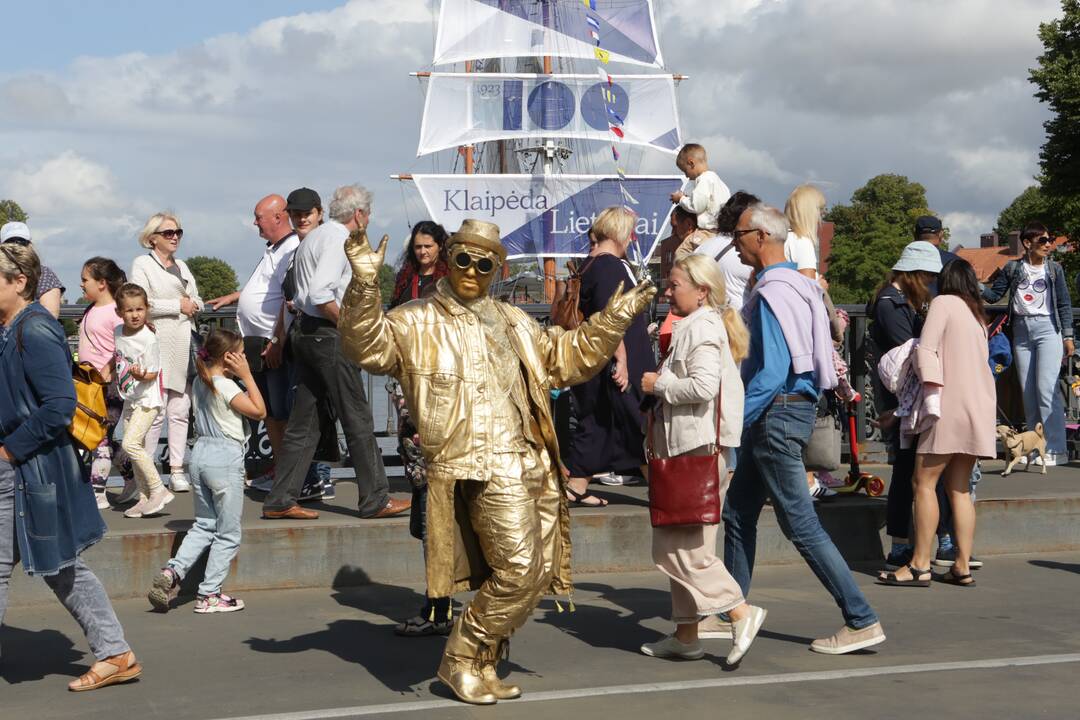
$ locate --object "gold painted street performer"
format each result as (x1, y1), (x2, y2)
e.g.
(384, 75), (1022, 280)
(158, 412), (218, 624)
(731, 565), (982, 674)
(339, 218), (655, 705)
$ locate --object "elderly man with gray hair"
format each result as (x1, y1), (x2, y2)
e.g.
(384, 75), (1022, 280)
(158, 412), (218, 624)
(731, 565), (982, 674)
(723, 203), (885, 655)
(262, 184), (411, 521)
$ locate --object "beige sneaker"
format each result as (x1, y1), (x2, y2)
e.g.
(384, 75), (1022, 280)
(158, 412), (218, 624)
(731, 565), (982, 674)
(123, 494), (150, 518)
(699, 614), (733, 640)
(640, 634), (705, 660)
(810, 622), (885, 655)
(142, 486), (175, 517)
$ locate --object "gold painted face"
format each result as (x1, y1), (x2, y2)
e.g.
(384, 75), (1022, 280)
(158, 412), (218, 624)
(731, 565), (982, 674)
(448, 243), (500, 300)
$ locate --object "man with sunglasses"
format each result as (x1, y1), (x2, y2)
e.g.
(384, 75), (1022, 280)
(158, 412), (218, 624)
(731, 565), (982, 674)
(339, 218), (655, 705)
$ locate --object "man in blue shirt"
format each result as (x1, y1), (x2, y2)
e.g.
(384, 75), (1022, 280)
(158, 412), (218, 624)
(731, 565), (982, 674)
(724, 204), (885, 655)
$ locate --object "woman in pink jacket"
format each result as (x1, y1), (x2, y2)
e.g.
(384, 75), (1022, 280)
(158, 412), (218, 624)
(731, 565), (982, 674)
(878, 259), (995, 588)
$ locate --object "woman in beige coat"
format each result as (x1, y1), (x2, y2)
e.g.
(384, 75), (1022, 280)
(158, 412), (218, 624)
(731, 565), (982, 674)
(639, 254), (766, 666)
(878, 259), (994, 589)
(129, 212), (203, 493)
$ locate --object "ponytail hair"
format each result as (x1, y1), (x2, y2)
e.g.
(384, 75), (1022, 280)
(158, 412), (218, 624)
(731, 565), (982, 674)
(195, 328), (243, 394)
(674, 254), (750, 363)
(83, 256), (127, 299)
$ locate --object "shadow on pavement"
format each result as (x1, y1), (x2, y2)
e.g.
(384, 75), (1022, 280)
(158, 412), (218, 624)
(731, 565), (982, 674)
(0, 626), (87, 684)
(1029, 559), (1080, 575)
(535, 582), (670, 653)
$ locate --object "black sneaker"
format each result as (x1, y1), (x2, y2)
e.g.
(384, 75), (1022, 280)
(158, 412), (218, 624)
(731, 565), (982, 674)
(884, 546), (913, 570)
(297, 478), (324, 502)
(932, 546), (984, 569)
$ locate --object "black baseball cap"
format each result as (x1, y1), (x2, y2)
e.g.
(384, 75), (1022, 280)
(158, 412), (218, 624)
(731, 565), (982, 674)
(286, 187), (322, 212)
(914, 215), (943, 235)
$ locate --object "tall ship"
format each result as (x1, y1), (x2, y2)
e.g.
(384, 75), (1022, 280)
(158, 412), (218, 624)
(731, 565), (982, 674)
(397, 0), (691, 300)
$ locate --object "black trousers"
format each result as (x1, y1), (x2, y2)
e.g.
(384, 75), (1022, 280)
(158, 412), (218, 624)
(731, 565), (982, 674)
(263, 317), (389, 516)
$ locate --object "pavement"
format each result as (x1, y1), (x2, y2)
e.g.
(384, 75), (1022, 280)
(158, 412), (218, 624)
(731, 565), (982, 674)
(3, 552), (1080, 720)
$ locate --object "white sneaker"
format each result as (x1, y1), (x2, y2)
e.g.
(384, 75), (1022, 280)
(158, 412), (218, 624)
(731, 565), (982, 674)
(169, 472), (191, 492)
(124, 494), (150, 518)
(698, 614), (733, 640)
(809, 479), (837, 501)
(727, 605), (767, 665)
(640, 634), (705, 660)
(142, 487), (175, 516)
(1032, 454), (1057, 467)
(594, 472), (626, 486)
(95, 491), (110, 510)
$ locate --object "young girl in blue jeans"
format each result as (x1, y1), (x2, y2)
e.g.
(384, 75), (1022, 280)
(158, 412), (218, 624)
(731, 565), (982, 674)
(147, 329), (265, 613)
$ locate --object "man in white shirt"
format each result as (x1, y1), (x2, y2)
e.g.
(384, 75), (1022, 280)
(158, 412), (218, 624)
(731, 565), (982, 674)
(207, 194), (298, 471)
(692, 191), (759, 313)
(262, 184), (409, 521)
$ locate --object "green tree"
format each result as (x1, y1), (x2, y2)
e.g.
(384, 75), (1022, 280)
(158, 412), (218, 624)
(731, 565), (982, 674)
(186, 256), (239, 302)
(1031, 0), (1080, 213)
(0, 199), (28, 227)
(995, 186), (1055, 238)
(824, 174), (935, 304)
(379, 264), (396, 305)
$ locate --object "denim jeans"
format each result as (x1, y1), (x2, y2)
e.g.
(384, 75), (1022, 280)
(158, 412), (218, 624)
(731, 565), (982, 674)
(1013, 315), (1067, 454)
(723, 397), (878, 629)
(167, 437), (244, 596)
(0, 459), (129, 660)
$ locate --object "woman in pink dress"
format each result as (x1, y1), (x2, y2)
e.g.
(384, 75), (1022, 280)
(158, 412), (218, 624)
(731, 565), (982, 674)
(879, 259), (995, 588)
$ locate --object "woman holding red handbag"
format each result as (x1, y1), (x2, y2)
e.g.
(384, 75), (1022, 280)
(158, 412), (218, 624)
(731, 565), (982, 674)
(639, 254), (767, 666)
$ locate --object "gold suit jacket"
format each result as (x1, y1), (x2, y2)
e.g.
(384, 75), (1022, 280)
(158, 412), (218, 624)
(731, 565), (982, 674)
(339, 277), (639, 597)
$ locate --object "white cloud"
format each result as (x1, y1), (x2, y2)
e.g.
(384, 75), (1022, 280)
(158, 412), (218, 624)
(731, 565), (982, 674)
(943, 211), (996, 248)
(947, 146), (1038, 199)
(5, 151), (121, 213)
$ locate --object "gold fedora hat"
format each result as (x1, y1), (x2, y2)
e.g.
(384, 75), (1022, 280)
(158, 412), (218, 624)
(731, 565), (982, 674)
(448, 219), (507, 263)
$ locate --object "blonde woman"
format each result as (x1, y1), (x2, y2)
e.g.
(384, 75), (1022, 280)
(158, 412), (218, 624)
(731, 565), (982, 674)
(563, 207), (655, 507)
(784, 184), (826, 280)
(129, 212), (204, 493)
(639, 254), (767, 665)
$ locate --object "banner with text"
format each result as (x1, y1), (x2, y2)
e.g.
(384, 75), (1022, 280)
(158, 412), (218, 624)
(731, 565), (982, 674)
(418, 73), (680, 156)
(412, 173), (682, 260)
(434, 0), (663, 68)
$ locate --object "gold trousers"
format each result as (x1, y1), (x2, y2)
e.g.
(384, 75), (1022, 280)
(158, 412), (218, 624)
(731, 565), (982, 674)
(443, 448), (561, 665)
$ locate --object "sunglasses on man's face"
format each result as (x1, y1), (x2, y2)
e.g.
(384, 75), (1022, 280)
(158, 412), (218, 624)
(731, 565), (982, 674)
(154, 228), (184, 240)
(452, 251), (496, 275)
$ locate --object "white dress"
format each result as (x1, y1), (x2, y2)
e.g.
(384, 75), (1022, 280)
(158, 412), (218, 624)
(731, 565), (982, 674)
(129, 253), (204, 394)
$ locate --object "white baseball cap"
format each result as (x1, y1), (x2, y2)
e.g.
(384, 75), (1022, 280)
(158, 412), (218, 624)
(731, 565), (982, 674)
(0, 221), (31, 244)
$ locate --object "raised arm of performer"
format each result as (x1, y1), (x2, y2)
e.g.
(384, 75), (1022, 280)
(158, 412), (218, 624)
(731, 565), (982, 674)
(339, 229), (402, 377)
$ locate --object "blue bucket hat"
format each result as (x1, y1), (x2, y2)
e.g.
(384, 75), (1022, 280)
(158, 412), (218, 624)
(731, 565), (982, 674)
(892, 241), (943, 273)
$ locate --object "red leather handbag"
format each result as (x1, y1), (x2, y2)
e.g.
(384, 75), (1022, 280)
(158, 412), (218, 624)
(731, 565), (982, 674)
(646, 394), (723, 528)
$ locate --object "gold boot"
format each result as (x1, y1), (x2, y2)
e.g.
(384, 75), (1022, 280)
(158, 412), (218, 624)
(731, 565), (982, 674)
(437, 654), (497, 705)
(480, 663), (522, 699)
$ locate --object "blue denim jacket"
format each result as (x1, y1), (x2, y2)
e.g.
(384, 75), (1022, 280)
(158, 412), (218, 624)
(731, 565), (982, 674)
(982, 258), (1074, 339)
(0, 304), (105, 576)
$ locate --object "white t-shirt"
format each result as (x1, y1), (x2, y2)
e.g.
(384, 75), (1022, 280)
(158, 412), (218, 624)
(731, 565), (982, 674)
(784, 231), (818, 274)
(196, 375), (247, 443)
(1013, 261), (1051, 317)
(678, 170), (730, 232)
(293, 221), (352, 318)
(237, 233), (300, 338)
(694, 233), (753, 312)
(114, 326), (162, 408)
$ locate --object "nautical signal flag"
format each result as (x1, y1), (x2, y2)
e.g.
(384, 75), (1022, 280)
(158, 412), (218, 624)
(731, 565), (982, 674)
(590, 30), (600, 43)
(612, 146), (620, 162)
(582, 0), (598, 9)
(609, 125), (625, 139)
(594, 47), (610, 64)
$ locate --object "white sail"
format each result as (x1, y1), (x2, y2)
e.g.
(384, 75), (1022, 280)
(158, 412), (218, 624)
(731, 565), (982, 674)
(417, 73), (681, 156)
(412, 173), (681, 260)
(434, 0), (664, 68)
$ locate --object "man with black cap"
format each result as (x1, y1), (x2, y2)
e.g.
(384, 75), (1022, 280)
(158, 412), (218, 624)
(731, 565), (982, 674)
(261, 184), (409, 521)
(914, 215), (959, 268)
(339, 217), (655, 704)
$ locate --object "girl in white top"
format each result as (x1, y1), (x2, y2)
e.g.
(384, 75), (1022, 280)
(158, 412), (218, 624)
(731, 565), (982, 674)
(784, 184), (826, 279)
(147, 328), (266, 614)
(113, 284), (173, 518)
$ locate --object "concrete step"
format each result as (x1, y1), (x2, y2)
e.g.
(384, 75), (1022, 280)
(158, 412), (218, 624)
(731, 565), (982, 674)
(9, 460), (1080, 605)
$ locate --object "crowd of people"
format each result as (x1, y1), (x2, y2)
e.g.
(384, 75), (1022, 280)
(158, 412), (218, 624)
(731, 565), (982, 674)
(0, 140), (1071, 698)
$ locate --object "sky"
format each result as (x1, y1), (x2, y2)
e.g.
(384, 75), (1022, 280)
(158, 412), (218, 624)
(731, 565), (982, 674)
(0, 0), (1062, 297)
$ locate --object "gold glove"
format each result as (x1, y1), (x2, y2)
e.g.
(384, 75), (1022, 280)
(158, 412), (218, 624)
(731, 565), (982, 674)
(345, 228), (390, 285)
(604, 279), (657, 323)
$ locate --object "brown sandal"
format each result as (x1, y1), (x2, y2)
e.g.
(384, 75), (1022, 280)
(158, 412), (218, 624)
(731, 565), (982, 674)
(68, 650), (143, 692)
